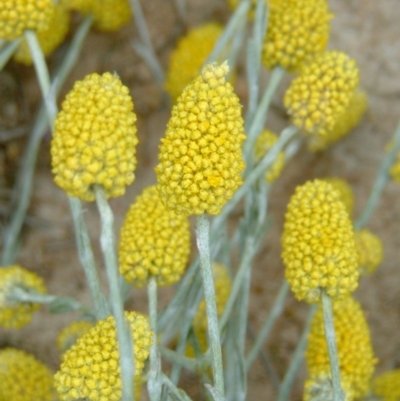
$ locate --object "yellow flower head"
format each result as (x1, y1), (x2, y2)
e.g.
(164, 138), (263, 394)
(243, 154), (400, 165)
(254, 129), (285, 183)
(282, 179), (359, 303)
(57, 321), (93, 353)
(0, 0), (55, 40)
(51, 72), (138, 201)
(372, 370), (400, 401)
(304, 296), (377, 401)
(262, 0), (332, 73)
(284, 51), (360, 138)
(156, 62), (246, 216)
(61, 0), (93, 14)
(165, 22), (223, 101)
(322, 177), (354, 216)
(14, 2), (71, 65)
(0, 265), (46, 328)
(354, 229), (383, 275)
(308, 90), (367, 152)
(54, 311), (152, 401)
(119, 185), (191, 287)
(0, 348), (54, 401)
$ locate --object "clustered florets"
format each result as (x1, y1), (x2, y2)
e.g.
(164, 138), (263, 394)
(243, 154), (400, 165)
(0, 265), (46, 328)
(282, 179), (359, 302)
(54, 312), (152, 401)
(354, 229), (383, 275)
(51, 72), (138, 201)
(321, 177), (354, 216)
(156, 62), (246, 216)
(57, 321), (93, 352)
(371, 370), (400, 401)
(119, 185), (191, 287)
(304, 296), (376, 401)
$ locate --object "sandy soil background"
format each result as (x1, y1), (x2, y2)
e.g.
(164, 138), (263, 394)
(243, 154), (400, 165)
(1, 0), (400, 400)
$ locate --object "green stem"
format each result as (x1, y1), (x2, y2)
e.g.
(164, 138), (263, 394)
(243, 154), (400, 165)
(246, 280), (289, 370)
(94, 186), (135, 401)
(196, 214), (225, 395)
(355, 121), (400, 229)
(278, 304), (317, 401)
(321, 291), (344, 401)
(68, 197), (109, 320)
(147, 277), (162, 401)
(162, 374), (193, 401)
(0, 38), (21, 70)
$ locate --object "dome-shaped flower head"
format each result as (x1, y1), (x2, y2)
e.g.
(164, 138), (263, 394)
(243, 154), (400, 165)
(165, 22), (224, 101)
(322, 177), (354, 216)
(371, 370), (400, 401)
(51, 72), (138, 201)
(14, 2), (71, 65)
(57, 321), (93, 353)
(0, 265), (46, 328)
(0, 0), (55, 40)
(54, 311), (152, 401)
(0, 348), (54, 401)
(254, 129), (285, 183)
(284, 51), (360, 138)
(119, 185), (191, 287)
(282, 179), (359, 303)
(354, 229), (383, 275)
(304, 296), (377, 401)
(308, 90), (367, 152)
(156, 61), (246, 216)
(262, 0), (332, 73)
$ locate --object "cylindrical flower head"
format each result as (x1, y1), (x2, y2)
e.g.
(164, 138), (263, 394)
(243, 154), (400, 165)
(54, 311), (152, 401)
(51, 72), (138, 201)
(91, 0), (131, 32)
(0, 0), (55, 40)
(57, 321), (93, 353)
(14, 2), (71, 65)
(371, 370), (400, 401)
(284, 51), (360, 138)
(308, 90), (367, 152)
(119, 185), (191, 287)
(354, 229), (383, 275)
(165, 22), (223, 101)
(282, 179), (359, 303)
(0, 265), (46, 328)
(254, 129), (285, 183)
(61, 0), (94, 14)
(0, 348), (54, 401)
(322, 177), (354, 216)
(304, 296), (377, 401)
(156, 61), (246, 216)
(262, 0), (332, 73)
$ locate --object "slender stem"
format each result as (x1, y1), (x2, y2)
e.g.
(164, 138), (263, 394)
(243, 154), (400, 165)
(355, 121), (400, 229)
(159, 345), (202, 372)
(196, 214), (225, 395)
(0, 38), (21, 70)
(94, 186), (135, 401)
(162, 374), (193, 401)
(246, 280), (290, 370)
(68, 197), (109, 319)
(321, 291), (344, 401)
(278, 304), (317, 401)
(147, 277), (162, 401)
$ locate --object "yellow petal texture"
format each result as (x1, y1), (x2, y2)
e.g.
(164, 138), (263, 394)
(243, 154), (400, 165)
(304, 296), (377, 401)
(57, 321), (94, 353)
(254, 129), (285, 183)
(284, 51), (360, 138)
(156, 61), (246, 216)
(372, 369), (400, 401)
(282, 179), (359, 303)
(0, 0), (55, 40)
(262, 0), (332, 73)
(354, 229), (383, 275)
(54, 311), (152, 401)
(119, 185), (191, 287)
(165, 22), (223, 101)
(14, 2), (71, 65)
(0, 348), (54, 401)
(0, 265), (46, 328)
(51, 72), (138, 201)
(322, 177), (354, 216)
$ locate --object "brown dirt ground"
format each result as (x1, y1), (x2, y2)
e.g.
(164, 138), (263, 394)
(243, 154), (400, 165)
(1, 0), (400, 400)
